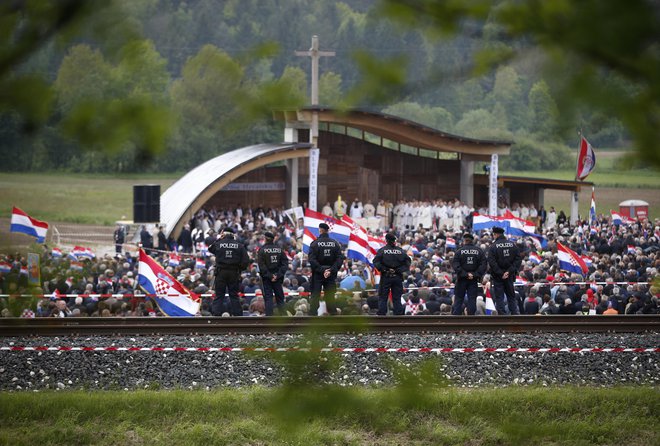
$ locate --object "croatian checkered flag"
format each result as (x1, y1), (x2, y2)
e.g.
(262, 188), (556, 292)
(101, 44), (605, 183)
(137, 249), (200, 316)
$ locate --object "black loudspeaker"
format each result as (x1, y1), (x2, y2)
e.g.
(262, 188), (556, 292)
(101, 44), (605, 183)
(133, 185), (160, 223)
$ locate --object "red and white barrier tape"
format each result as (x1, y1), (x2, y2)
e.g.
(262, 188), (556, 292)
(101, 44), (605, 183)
(1, 346), (658, 353)
(0, 280), (653, 300)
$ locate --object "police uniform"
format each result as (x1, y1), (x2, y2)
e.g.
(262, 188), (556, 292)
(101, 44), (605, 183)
(257, 232), (289, 316)
(487, 227), (523, 315)
(308, 223), (344, 315)
(373, 233), (411, 315)
(209, 228), (249, 316)
(451, 233), (487, 315)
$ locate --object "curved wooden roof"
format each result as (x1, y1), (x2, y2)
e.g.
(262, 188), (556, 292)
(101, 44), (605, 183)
(275, 107), (512, 157)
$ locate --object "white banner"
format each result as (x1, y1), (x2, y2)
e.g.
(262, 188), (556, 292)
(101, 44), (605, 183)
(309, 147), (320, 211)
(283, 206), (304, 225)
(489, 154), (498, 217)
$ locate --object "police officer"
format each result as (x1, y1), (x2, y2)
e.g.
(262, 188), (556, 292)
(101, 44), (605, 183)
(257, 231), (288, 316)
(308, 223), (344, 315)
(487, 226), (522, 315)
(451, 232), (487, 315)
(209, 227), (249, 316)
(373, 232), (411, 315)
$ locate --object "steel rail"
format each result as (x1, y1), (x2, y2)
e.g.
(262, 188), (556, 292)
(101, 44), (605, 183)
(0, 315), (658, 336)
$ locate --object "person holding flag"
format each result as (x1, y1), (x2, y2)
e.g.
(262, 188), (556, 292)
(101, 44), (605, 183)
(257, 231), (289, 316)
(487, 226), (523, 315)
(208, 227), (250, 316)
(373, 232), (411, 316)
(308, 222), (344, 315)
(451, 232), (487, 315)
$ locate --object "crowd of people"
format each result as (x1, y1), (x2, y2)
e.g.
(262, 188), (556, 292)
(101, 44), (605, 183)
(1, 198), (658, 318)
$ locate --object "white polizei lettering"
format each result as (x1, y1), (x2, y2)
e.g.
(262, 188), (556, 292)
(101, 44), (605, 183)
(316, 241), (336, 247)
(218, 243), (239, 249)
(262, 248), (281, 254)
(383, 249), (401, 255)
(462, 249), (481, 255)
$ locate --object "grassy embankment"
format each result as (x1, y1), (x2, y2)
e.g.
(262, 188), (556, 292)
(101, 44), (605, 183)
(0, 387), (657, 445)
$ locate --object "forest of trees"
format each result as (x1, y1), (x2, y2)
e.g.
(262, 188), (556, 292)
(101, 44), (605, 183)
(0, 0), (634, 173)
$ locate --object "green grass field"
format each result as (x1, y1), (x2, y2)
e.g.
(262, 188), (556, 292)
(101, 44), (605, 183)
(0, 173), (178, 226)
(500, 169), (660, 189)
(0, 387), (657, 446)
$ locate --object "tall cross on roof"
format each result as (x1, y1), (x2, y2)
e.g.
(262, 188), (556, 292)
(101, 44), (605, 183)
(295, 36), (335, 212)
(295, 35), (335, 106)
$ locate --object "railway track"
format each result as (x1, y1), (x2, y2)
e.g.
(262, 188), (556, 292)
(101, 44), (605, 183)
(1, 315), (658, 336)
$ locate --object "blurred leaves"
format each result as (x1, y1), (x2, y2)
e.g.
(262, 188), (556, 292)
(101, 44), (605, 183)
(1, 0), (657, 172)
(377, 0), (660, 168)
(342, 50), (408, 107)
(1, 0), (172, 163)
(245, 321), (449, 435)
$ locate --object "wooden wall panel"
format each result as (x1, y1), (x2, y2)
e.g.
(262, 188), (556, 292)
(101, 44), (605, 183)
(207, 166), (287, 209)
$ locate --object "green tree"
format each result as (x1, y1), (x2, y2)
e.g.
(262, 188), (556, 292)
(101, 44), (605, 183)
(1, 1), (174, 171)
(169, 45), (244, 166)
(319, 72), (343, 106)
(382, 102), (454, 132)
(455, 108), (512, 140)
(528, 80), (559, 141)
(171, 45), (243, 133)
(452, 78), (486, 118)
(54, 45), (114, 114)
(53, 41), (174, 169)
(114, 40), (170, 102)
(488, 66), (526, 131)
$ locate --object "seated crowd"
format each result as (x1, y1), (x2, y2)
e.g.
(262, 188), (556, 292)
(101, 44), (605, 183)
(0, 200), (658, 317)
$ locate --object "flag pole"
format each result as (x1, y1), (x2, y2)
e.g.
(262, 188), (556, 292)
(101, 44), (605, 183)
(575, 128), (583, 181)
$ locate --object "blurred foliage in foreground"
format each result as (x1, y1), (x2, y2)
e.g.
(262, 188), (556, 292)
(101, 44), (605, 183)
(376, 0), (660, 168)
(1, 0), (658, 173)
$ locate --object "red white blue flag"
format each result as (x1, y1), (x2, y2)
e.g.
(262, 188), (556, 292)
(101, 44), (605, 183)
(10, 207), (48, 243)
(168, 252), (180, 267)
(484, 286), (496, 315)
(137, 249), (200, 317)
(576, 136), (596, 181)
(610, 210), (629, 225)
(302, 227), (317, 254)
(303, 208), (351, 245)
(367, 234), (386, 252)
(529, 252), (541, 264)
(557, 242), (588, 275)
(342, 215), (377, 266)
(71, 246), (95, 259)
(589, 187), (596, 226)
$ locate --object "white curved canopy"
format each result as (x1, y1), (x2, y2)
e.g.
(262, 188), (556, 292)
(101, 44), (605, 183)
(161, 142), (312, 237)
